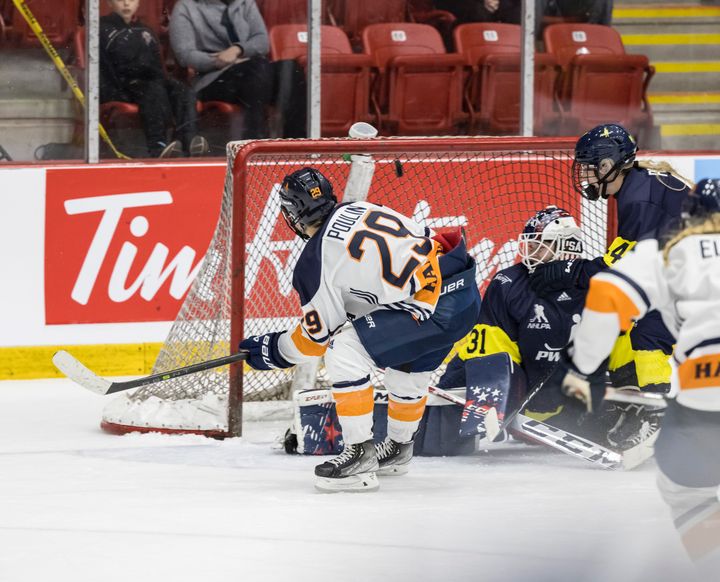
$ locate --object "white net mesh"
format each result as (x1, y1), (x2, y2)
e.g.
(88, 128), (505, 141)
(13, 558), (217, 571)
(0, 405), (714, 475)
(101, 137), (608, 436)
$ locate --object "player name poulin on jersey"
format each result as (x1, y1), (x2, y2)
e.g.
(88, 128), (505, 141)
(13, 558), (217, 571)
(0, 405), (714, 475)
(325, 204), (366, 241)
(527, 304), (551, 329)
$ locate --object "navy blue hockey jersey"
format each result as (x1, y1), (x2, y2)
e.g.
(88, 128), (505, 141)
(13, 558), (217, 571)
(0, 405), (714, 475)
(604, 165), (689, 266)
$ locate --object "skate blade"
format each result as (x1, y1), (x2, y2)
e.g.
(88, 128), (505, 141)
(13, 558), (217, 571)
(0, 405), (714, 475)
(621, 428), (661, 470)
(314, 472), (379, 493)
(377, 464), (409, 476)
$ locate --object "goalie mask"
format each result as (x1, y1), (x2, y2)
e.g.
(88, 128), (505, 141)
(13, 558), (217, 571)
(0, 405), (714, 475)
(518, 206), (584, 271)
(572, 124), (637, 201)
(280, 167), (338, 240)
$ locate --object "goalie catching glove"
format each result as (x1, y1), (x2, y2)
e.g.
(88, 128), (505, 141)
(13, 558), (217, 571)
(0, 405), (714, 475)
(547, 346), (606, 413)
(239, 332), (293, 371)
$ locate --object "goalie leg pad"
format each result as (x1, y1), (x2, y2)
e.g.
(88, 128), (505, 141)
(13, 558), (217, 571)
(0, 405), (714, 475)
(462, 353), (527, 439)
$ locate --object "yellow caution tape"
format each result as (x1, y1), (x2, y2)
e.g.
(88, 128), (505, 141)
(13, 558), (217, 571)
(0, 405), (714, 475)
(11, 0), (131, 159)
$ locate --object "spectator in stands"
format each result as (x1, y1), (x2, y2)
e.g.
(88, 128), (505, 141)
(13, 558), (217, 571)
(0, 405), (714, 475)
(540, 0), (613, 26)
(100, 0), (208, 157)
(435, 0), (520, 26)
(436, 1), (612, 29)
(169, 0), (306, 140)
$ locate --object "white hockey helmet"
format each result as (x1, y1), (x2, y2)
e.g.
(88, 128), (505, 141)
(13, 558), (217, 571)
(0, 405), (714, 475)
(518, 206), (583, 271)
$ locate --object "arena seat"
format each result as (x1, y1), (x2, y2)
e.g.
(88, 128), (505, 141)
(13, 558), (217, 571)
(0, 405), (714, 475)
(362, 22), (465, 135)
(454, 23), (559, 135)
(269, 24), (372, 136)
(543, 23), (655, 139)
(331, 0), (408, 48)
(12, 0), (80, 47)
(256, 0), (310, 30)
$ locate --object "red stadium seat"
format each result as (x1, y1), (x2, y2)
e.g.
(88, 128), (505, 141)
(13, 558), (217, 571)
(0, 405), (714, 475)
(256, 0), (309, 29)
(362, 23), (465, 135)
(269, 24), (372, 136)
(454, 23), (559, 135)
(332, 0), (408, 47)
(12, 0), (80, 47)
(543, 23), (654, 139)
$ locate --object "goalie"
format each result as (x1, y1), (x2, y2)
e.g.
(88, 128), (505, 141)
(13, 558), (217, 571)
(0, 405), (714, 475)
(553, 179), (720, 566)
(239, 167), (481, 492)
(437, 206), (647, 446)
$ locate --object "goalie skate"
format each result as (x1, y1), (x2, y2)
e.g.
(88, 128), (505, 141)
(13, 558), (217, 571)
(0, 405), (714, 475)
(314, 439), (379, 492)
(375, 438), (414, 476)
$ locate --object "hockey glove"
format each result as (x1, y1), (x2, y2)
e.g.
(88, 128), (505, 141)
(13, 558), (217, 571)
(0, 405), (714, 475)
(239, 332), (293, 371)
(529, 260), (583, 297)
(546, 348), (606, 414)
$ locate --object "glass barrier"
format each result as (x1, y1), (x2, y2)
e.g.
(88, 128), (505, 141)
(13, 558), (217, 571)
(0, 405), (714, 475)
(0, 0), (718, 162)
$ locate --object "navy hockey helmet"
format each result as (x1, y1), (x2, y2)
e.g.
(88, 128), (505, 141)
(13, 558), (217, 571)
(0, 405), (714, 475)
(518, 206), (584, 271)
(572, 124), (638, 201)
(279, 167), (337, 240)
(681, 178), (720, 226)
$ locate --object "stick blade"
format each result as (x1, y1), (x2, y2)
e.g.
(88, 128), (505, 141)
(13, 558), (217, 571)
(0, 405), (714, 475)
(52, 350), (112, 395)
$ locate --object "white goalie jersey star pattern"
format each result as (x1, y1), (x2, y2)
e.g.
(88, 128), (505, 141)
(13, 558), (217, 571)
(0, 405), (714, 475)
(278, 200), (442, 364)
(572, 233), (720, 412)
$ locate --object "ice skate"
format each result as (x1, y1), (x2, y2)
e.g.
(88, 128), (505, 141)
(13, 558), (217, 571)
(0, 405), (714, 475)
(314, 439), (379, 492)
(607, 402), (663, 451)
(375, 438), (414, 476)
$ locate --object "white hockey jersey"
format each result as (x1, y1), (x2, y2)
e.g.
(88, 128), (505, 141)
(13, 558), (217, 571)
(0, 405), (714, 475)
(278, 201), (442, 364)
(572, 225), (720, 411)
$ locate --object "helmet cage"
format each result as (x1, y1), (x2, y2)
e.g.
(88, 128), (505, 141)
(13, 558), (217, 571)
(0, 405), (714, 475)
(518, 208), (584, 271)
(572, 124), (637, 200)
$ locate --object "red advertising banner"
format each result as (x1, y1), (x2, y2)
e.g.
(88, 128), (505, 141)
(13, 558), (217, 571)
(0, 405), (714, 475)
(45, 165), (224, 324)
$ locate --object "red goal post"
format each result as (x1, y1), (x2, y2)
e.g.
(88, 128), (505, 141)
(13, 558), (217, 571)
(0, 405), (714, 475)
(101, 136), (612, 438)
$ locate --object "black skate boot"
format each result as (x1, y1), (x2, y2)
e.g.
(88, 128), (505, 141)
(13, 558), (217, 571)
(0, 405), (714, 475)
(606, 402), (664, 467)
(375, 438), (414, 476)
(314, 439), (379, 492)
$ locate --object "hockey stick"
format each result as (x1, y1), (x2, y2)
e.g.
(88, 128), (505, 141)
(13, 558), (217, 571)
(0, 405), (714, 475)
(429, 386), (622, 468)
(52, 350), (249, 396)
(511, 414), (623, 469)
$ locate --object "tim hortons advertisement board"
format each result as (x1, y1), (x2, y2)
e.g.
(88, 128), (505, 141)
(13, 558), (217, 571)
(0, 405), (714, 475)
(44, 164), (224, 324)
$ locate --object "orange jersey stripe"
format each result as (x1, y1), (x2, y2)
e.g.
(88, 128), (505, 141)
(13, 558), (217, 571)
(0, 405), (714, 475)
(290, 324), (327, 357)
(388, 396), (428, 423)
(681, 507), (720, 561)
(678, 354), (720, 389)
(413, 241), (442, 307)
(333, 386), (374, 417)
(585, 278), (640, 331)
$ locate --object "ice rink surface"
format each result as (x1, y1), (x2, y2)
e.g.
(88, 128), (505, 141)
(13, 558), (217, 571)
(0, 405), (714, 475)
(0, 379), (705, 582)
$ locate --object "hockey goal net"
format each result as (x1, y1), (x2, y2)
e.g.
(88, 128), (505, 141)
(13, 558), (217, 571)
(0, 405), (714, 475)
(101, 136), (611, 437)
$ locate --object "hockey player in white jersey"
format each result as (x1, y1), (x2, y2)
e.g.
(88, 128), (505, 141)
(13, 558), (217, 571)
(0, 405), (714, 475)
(239, 167), (481, 492)
(551, 178), (720, 566)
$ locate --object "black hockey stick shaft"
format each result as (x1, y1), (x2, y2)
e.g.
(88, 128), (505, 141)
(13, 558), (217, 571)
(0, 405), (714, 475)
(52, 349), (249, 395)
(492, 365), (559, 441)
(104, 351), (250, 393)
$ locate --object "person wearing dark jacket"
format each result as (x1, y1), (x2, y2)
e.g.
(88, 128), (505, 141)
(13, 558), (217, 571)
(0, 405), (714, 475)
(100, 0), (207, 157)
